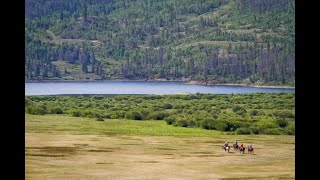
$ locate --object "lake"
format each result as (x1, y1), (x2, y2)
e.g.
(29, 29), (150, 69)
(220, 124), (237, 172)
(25, 81), (295, 95)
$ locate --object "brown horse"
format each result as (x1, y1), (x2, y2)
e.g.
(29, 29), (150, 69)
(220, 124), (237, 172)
(233, 143), (239, 151)
(239, 147), (245, 154)
(222, 145), (230, 153)
(248, 147), (254, 154)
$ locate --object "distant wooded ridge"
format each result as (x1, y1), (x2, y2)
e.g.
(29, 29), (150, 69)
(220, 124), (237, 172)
(25, 0), (295, 86)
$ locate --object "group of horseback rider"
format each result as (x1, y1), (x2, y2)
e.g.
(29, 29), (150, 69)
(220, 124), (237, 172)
(223, 140), (254, 154)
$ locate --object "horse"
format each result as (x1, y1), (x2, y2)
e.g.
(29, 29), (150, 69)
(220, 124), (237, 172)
(222, 145), (230, 153)
(239, 147), (245, 154)
(248, 147), (254, 155)
(233, 143), (239, 151)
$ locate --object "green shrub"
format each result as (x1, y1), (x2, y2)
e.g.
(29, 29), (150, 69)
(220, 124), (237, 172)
(101, 113), (111, 119)
(275, 119), (288, 128)
(200, 118), (216, 130)
(82, 110), (96, 118)
(26, 105), (47, 115)
(232, 105), (247, 116)
(174, 118), (188, 127)
(210, 108), (221, 117)
(125, 111), (144, 120)
(256, 120), (278, 129)
(50, 107), (64, 114)
(164, 116), (176, 125)
(103, 103), (110, 108)
(141, 108), (151, 117)
(248, 126), (260, 134)
(235, 127), (251, 134)
(96, 117), (104, 121)
(70, 110), (82, 117)
(284, 123), (295, 135)
(25, 97), (33, 105)
(186, 119), (197, 127)
(148, 111), (170, 120)
(260, 128), (287, 135)
(164, 104), (173, 109)
(235, 109), (246, 116)
(232, 105), (246, 112)
(273, 111), (294, 119)
(250, 110), (259, 116)
(215, 121), (229, 131)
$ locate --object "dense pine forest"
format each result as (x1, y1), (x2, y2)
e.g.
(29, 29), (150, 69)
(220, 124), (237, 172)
(25, 0), (295, 86)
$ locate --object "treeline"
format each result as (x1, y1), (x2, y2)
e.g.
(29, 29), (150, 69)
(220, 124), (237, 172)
(25, 0), (295, 85)
(25, 93), (295, 135)
(25, 36), (104, 79)
(105, 40), (294, 83)
(25, 39), (61, 79)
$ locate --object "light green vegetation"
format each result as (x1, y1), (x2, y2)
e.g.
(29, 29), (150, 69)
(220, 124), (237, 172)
(25, 93), (295, 135)
(26, 114), (222, 136)
(26, 114), (295, 179)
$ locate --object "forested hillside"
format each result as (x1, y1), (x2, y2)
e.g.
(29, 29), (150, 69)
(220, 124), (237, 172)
(25, 0), (295, 86)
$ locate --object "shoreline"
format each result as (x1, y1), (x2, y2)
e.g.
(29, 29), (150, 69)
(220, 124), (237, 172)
(25, 79), (295, 89)
(186, 81), (295, 89)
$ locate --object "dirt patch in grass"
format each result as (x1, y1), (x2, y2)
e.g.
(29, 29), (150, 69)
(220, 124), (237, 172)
(96, 162), (114, 165)
(136, 161), (159, 163)
(88, 149), (113, 152)
(157, 147), (179, 150)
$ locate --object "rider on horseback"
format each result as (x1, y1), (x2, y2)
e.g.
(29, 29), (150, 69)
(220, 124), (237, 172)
(224, 141), (229, 147)
(248, 144), (252, 150)
(234, 140), (238, 146)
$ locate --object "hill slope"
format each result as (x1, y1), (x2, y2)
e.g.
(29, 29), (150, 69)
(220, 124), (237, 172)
(25, 0), (295, 86)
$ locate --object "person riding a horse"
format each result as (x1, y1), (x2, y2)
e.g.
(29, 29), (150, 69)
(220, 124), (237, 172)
(224, 142), (229, 147)
(233, 140), (239, 150)
(239, 143), (245, 154)
(248, 144), (254, 154)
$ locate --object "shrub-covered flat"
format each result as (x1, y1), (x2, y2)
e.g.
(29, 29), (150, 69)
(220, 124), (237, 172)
(26, 114), (294, 179)
(26, 93), (295, 135)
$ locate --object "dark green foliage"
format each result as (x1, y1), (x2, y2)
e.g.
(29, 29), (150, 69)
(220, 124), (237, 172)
(25, 0), (295, 86)
(96, 117), (104, 121)
(173, 117), (189, 128)
(25, 93), (295, 135)
(215, 121), (229, 131)
(26, 105), (47, 115)
(248, 126), (260, 134)
(232, 105), (247, 116)
(164, 104), (173, 109)
(260, 128), (287, 135)
(148, 111), (170, 120)
(25, 97), (34, 105)
(232, 105), (246, 113)
(125, 111), (144, 120)
(71, 110), (82, 117)
(164, 116), (176, 125)
(275, 119), (289, 128)
(50, 107), (64, 114)
(250, 110), (259, 116)
(276, 111), (294, 119)
(235, 127), (251, 135)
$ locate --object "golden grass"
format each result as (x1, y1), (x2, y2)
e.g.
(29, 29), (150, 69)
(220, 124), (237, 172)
(26, 114), (294, 179)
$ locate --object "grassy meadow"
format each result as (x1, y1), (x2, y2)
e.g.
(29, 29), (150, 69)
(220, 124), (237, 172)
(26, 113), (294, 179)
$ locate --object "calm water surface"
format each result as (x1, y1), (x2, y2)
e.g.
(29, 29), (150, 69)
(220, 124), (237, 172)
(25, 81), (295, 95)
